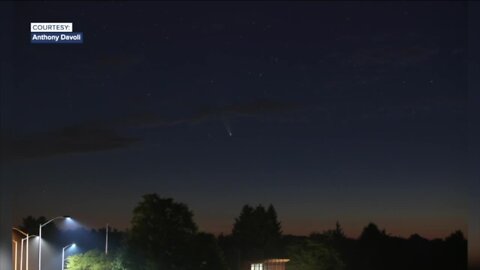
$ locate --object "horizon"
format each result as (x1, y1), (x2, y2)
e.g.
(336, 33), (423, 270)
(13, 196), (467, 240)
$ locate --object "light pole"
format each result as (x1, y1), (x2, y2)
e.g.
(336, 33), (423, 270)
(12, 240), (18, 270)
(38, 216), (71, 270)
(61, 243), (75, 270)
(105, 224), (108, 255)
(21, 235), (36, 270)
(13, 227), (34, 270)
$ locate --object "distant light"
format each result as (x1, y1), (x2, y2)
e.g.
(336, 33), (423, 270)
(72, 243), (76, 247)
(64, 216), (72, 220)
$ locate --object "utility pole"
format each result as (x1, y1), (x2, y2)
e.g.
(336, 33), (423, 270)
(105, 224), (109, 255)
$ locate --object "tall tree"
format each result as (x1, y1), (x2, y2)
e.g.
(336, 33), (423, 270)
(127, 194), (198, 270)
(231, 204), (282, 262)
(357, 223), (388, 270)
(127, 194), (227, 270)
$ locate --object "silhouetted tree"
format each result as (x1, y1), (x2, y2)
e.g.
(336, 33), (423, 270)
(443, 230), (467, 269)
(126, 193), (227, 270)
(356, 223), (388, 270)
(127, 194), (198, 269)
(310, 222), (349, 268)
(267, 205), (282, 237)
(188, 232), (228, 270)
(231, 204), (282, 261)
(359, 223), (386, 243)
(310, 221), (347, 244)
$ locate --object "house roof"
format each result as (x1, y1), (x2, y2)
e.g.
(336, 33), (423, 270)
(251, 258), (290, 264)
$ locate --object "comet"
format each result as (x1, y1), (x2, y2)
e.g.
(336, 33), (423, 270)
(222, 116), (233, 136)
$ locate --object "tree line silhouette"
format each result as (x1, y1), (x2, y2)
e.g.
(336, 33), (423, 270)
(18, 193), (467, 270)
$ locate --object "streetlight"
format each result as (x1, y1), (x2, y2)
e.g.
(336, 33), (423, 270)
(61, 243), (76, 270)
(38, 216), (71, 270)
(105, 223), (109, 255)
(13, 227), (35, 270)
(21, 235), (37, 270)
(12, 240), (18, 270)
(12, 228), (27, 270)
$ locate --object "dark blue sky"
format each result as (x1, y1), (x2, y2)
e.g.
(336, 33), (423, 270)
(2, 2), (467, 240)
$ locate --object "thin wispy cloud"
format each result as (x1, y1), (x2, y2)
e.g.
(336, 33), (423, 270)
(1, 99), (300, 161)
(1, 126), (138, 161)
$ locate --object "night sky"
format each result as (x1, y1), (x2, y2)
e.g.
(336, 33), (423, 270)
(2, 1), (468, 242)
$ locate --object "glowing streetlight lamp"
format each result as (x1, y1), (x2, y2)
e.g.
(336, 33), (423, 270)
(61, 243), (76, 270)
(38, 216), (71, 270)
